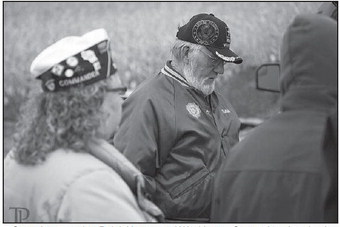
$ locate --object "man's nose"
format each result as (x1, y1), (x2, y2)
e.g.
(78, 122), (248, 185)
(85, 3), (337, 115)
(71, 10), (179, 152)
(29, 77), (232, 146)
(214, 61), (225, 74)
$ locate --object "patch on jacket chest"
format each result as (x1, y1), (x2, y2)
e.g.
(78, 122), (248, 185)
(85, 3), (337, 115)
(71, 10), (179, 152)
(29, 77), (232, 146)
(221, 108), (231, 114)
(186, 102), (201, 119)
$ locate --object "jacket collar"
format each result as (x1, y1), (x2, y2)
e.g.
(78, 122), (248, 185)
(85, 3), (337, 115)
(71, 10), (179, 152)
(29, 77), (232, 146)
(161, 61), (218, 99)
(161, 61), (190, 87)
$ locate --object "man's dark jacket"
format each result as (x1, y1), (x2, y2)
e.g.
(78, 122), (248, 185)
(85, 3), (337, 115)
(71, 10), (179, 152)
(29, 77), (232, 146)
(114, 62), (240, 221)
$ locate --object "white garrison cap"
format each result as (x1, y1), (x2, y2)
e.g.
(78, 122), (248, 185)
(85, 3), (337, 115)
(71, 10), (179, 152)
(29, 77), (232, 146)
(29, 29), (117, 92)
(30, 28), (109, 78)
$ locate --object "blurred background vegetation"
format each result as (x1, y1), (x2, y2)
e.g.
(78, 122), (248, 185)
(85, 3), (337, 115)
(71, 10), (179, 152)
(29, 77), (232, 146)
(3, 2), (321, 153)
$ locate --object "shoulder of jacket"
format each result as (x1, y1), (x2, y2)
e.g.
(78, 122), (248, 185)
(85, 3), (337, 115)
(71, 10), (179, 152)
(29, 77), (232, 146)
(127, 74), (175, 106)
(137, 73), (173, 93)
(4, 150), (118, 222)
(44, 150), (114, 182)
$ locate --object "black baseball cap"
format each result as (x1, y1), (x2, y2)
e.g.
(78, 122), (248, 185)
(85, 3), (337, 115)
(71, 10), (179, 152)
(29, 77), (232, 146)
(177, 13), (242, 64)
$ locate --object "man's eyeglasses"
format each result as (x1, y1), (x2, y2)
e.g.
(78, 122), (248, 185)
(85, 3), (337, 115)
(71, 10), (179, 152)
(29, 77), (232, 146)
(199, 49), (226, 67)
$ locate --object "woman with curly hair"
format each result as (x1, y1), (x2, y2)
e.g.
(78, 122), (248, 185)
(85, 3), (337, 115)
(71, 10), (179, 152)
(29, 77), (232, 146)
(4, 29), (163, 222)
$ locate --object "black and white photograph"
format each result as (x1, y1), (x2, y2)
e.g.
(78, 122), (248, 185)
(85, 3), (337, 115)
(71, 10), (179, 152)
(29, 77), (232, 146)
(3, 1), (338, 225)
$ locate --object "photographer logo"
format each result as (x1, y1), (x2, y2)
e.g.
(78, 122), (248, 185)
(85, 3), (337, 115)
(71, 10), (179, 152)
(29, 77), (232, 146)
(9, 207), (30, 222)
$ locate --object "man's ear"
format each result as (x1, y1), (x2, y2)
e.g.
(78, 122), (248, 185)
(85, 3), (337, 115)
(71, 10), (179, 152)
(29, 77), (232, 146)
(182, 46), (190, 64)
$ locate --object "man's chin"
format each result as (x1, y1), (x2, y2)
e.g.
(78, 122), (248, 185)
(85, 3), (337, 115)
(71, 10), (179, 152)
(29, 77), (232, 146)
(200, 86), (215, 96)
(184, 72), (215, 95)
(200, 80), (215, 95)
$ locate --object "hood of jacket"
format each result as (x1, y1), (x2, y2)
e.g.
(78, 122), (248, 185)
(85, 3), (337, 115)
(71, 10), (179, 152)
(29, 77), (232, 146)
(279, 14), (337, 111)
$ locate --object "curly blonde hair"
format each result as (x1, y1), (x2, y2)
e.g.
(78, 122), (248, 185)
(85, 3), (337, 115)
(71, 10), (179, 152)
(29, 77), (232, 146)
(12, 80), (109, 165)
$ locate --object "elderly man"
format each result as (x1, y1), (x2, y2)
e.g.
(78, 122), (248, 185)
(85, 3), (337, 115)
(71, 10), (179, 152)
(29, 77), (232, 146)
(114, 13), (242, 222)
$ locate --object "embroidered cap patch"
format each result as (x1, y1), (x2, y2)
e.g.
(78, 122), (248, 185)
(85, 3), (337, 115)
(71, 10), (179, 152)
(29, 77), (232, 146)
(192, 20), (219, 45)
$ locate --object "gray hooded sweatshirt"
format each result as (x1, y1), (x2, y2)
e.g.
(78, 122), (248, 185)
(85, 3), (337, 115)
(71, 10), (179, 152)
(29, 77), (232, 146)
(211, 14), (337, 223)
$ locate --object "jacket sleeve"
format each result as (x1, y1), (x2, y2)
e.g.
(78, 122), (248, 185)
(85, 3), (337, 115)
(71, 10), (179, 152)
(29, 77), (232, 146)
(114, 95), (161, 196)
(57, 170), (147, 222)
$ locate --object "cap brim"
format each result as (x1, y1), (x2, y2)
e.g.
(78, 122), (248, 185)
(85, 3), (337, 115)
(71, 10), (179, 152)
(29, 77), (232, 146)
(206, 46), (243, 64)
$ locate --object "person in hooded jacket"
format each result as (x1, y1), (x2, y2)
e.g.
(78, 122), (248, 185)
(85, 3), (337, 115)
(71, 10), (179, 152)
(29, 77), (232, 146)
(210, 13), (337, 222)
